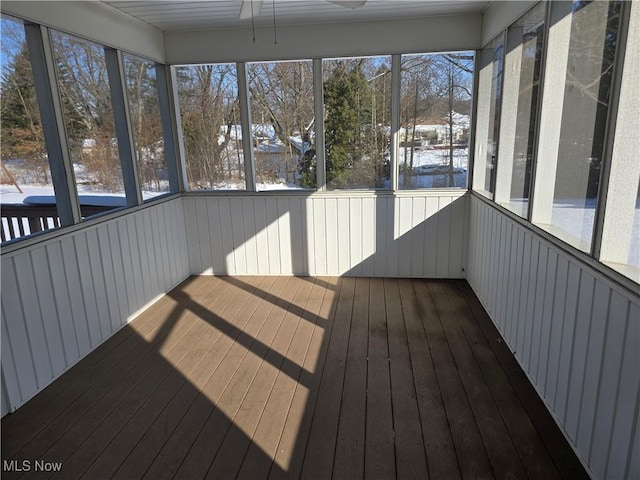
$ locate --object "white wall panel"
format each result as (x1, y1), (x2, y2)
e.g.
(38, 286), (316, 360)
(1, 0), (165, 63)
(183, 192), (468, 278)
(467, 195), (640, 480)
(165, 14), (481, 64)
(1, 198), (189, 414)
(480, 0), (538, 47)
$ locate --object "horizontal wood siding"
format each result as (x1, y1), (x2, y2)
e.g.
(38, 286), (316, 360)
(183, 193), (468, 278)
(1, 198), (189, 415)
(467, 195), (640, 480)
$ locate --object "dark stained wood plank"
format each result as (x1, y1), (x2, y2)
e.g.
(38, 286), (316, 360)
(384, 278), (429, 480)
(298, 277), (356, 480)
(106, 276), (280, 480)
(28, 277), (236, 473)
(441, 280), (562, 479)
(60, 277), (261, 480)
(0, 276), (587, 480)
(268, 277), (342, 480)
(428, 280), (528, 479)
(203, 278), (315, 479)
(365, 278), (396, 479)
(150, 276), (293, 480)
(397, 279), (460, 480)
(412, 279), (494, 479)
(457, 280), (590, 480)
(7, 277), (226, 474)
(34, 281), (248, 477)
(171, 275), (300, 479)
(0, 275), (207, 454)
(236, 277), (329, 480)
(138, 276), (289, 480)
(332, 277), (369, 480)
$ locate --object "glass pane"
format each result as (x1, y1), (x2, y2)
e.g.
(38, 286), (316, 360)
(176, 64), (245, 190)
(501, 3), (546, 217)
(1, 15), (55, 242)
(630, 182), (640, 271)
(545, 0), (621, 251)
(248, 60), (315, 190)
(123, 54), (169, 199)
(323, 56), (391, 189)
(399, 52), (473, 189)
(51, 30), (126, 210)
(474, 35), (505, 197)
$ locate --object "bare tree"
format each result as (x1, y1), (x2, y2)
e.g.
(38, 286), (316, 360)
(177, 64), (242, 189)
(248, 61), (314, 186)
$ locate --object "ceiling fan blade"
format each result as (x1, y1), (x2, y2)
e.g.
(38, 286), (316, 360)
(239, 0), (264, 19)
(328, 0), (367, 8)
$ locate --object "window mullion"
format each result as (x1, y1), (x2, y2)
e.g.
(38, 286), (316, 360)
(595, 0), (637, 264)
(313, 58), (326, 191)
(155, 64), (183, 193)
(24, 23), (81, 225)
(169, 66), (190, 191)
(390, 54), (401, 192)
(530, 1), (573, 226)
(237, 62), (256, 192)
(494, 26), (523, 206)
(105, 47), (142, 206)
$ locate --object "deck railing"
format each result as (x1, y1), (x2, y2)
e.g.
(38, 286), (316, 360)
(1, 204), (114, 243)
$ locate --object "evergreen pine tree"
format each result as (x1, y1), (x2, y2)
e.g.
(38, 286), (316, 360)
(1, 42), (44, 161)
(322, 60), (372, 188)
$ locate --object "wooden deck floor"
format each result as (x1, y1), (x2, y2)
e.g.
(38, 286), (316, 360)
(1, 276), (588, 480)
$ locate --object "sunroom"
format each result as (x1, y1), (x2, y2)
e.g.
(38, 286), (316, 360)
(1, 1), (638, 479)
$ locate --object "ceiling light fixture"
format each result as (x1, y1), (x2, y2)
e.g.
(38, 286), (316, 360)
(328, 0), (366, 8)
(239, 0), (263, 20)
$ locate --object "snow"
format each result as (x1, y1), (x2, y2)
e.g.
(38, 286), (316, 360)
(1, 184), (163, 205)
(257, 181), (309, 191)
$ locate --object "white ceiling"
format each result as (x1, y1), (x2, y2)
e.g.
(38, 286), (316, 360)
(101, 0), (491, 32)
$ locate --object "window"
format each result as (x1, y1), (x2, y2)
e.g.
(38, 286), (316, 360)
(495, 3), (546, 217)
(176, 64), (245, 190)
(399, 52), (473, 189)
(533, 0), (622, 252)
(473, 34), (505, 197)
(51, 31), (126, 207)
(248, 60), (315, 190)
(323, 56), (391, 189)
(598, 0), (639, 282)
(600, 179), (640, 281)
(123, 53), (169, 199)
(1, 15), (56, 241)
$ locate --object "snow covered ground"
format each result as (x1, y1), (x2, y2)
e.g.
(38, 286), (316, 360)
(1, 183), (169, 241)
(1, 184), (165, 205)
(549, 199), (640, 269)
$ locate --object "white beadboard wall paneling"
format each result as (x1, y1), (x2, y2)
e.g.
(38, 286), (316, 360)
(182, 191), (468, 278)
(1, 198), (189, 414)
(467, 193), (640, 480)
(164, 14), (481, 64)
